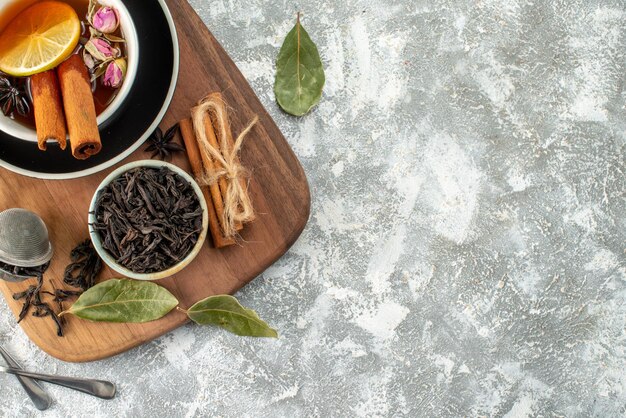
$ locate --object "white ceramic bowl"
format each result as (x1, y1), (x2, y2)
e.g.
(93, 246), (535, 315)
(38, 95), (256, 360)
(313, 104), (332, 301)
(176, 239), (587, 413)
(88, 160), (209, 281)
(0, 0), (139, 144)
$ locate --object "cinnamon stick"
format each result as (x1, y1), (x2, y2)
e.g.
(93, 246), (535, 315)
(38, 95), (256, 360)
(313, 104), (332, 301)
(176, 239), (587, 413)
(179, 118), (234, 248)
(191, 94), (257, 238)
(187, 118), (228, 235)
(30, 70), (66, 151)
(57, 55), (101, 160)
(205, 93), (249, 206)
(199, 113), (243, 232)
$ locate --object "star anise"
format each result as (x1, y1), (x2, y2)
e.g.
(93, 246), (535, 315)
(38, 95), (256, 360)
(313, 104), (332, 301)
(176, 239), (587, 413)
(145, 123), (184, 160)
(0, 76), (30, 118)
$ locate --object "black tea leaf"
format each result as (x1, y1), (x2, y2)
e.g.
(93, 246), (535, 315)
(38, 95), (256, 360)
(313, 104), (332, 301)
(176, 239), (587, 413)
(92, 167), (203, 274)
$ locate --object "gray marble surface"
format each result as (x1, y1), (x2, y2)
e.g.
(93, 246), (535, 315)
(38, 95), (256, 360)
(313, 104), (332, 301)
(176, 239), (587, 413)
(2, 0), (626, 416)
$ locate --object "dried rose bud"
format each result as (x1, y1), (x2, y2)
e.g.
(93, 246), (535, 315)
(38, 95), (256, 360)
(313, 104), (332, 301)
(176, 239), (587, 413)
(92, 6), (120, 34)
(83, 51), (96, 70)
(85, 38), (118, 61)
(103, 58), (127, 88)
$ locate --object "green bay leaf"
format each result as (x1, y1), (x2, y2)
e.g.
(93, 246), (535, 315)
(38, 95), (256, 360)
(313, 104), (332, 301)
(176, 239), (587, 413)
(187, 295), (278, 338)
(274, 14), (325, 116)
(62, 279), (179, 323)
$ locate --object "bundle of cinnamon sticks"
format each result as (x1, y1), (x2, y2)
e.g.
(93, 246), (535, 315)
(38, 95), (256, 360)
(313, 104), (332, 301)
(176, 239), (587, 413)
(180, 93), (258, 248)
(31, 54), (101, 160)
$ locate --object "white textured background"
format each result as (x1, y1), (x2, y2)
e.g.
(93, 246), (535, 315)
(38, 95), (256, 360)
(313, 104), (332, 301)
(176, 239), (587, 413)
(2, 0), (626, 416)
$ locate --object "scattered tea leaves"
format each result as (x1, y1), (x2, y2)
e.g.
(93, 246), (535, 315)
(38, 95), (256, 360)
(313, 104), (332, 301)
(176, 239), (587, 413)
(63, 239), (103, 291)
(274, 13), (325, 116)
(187, 295), (278, 338)
(8, 263), (65, 337)
(61, 279), (179, 323)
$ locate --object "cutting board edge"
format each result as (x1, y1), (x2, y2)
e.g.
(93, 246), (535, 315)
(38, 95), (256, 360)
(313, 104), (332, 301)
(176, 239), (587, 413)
(0, 0), (314, 364)
(27, 316), (191, 364)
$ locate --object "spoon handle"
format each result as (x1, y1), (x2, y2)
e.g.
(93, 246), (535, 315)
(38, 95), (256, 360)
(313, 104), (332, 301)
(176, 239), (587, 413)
(0, 347), (52, 410)
(0, 366), (116, 400)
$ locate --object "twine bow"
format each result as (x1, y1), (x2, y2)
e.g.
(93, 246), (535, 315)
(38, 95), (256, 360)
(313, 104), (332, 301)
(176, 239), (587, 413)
(191, 95), (257, 238)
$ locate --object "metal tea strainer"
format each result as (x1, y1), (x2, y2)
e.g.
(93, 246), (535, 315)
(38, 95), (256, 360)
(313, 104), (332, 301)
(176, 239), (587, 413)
(0, 209), (53, 282)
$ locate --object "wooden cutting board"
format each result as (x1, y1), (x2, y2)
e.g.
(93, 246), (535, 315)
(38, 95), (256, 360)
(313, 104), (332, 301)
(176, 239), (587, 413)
(0, 0), (310, 362)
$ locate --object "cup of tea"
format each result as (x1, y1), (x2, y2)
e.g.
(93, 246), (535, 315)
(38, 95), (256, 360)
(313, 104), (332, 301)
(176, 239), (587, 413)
(0, 0), (139, 145)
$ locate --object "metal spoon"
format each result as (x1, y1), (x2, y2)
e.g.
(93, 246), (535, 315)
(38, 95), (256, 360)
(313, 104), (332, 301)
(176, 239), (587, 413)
(0, 346), (51, 410)
(0, 366), (116, 400)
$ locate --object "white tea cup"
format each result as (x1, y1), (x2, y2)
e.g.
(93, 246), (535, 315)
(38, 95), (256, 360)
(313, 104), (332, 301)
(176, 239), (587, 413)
(0, 0), (139, 144)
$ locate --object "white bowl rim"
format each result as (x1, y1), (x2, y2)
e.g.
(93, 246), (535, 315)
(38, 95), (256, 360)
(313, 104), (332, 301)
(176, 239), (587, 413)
(0, 0), (179, 180)
(88, 160), (209, 281)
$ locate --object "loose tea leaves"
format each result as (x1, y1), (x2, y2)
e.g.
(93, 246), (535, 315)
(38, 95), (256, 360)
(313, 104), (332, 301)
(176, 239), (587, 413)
(64, 239), (103, 291)
(8, 262), (66, 337)
(0, 261), (48, 279)
(92, 167), (203, 274)
(60, 279), (178, 323)
(49, 239), (104, 320)
(274, 13), (325, 116)
(187, 295), (278, 338)
(6, 240), (103, 338)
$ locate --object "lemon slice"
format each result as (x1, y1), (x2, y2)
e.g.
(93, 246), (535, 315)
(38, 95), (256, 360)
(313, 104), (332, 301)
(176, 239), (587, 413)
(0, 1), (81, 77)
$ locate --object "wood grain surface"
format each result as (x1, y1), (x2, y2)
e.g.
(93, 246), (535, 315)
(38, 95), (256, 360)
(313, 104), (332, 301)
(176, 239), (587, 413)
(0, 0), (310, 362)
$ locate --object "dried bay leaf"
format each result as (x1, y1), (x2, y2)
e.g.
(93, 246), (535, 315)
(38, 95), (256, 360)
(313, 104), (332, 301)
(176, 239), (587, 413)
(61, 279), (179, 323)
(187, 295), (278, 338)
(60, 280), (279, 339)
(274, 13), (325, 116)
